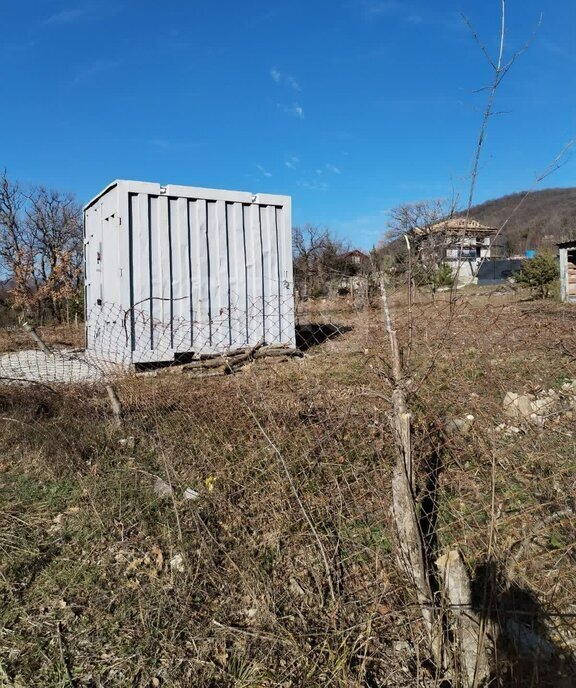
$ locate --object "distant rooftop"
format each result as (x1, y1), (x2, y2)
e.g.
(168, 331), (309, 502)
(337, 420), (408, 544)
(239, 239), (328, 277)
(413, 218), (498, 236)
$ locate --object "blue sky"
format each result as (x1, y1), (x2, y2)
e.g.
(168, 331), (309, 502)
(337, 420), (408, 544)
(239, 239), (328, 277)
(1, 1), (575, 248)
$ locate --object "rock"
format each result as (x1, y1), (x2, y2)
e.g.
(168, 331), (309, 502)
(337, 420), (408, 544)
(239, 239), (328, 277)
(153, 477), (173, 500)
(393, 640), (411, 653)
(517, 395), (535, 418)
(245, 607), (258, 619)
(531, 397), (555, 416)
(170, 554), (185, 573)
(503, 392), (535, 419)
(445, 415), (475, 436)
(289, 577), (306, 597)
(118, 436), (135, 450)
(503, 392), (519, 416)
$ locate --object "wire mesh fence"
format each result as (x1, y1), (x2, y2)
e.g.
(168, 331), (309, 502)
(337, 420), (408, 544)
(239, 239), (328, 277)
(0, 284), (575, 686)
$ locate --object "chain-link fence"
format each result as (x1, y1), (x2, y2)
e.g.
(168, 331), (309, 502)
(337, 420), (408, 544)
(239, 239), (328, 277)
(0, 286), (575, 686)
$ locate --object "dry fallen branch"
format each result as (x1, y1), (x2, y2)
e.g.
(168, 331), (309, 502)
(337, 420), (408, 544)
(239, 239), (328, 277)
(137, 344), (302, 379)
(106, 384), (123, 428)
(253, 347), (303, 359)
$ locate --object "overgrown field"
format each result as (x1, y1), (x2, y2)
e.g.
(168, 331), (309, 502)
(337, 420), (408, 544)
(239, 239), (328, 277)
(1, 290), (575, 687)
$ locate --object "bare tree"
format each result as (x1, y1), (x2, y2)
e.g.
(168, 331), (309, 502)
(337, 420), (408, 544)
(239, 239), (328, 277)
(293, 224), (353, 299)
(0, 171), (83, 322)
(26, 186), (83, 321)
(386, 199), (454, 242)
(0, 171), (36, 312)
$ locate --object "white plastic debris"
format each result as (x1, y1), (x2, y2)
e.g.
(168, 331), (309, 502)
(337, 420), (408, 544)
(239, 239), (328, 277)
(183, 487), (200, 501)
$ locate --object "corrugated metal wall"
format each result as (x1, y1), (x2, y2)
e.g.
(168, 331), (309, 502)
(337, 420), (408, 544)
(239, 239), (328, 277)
(84, 181), (294, 364)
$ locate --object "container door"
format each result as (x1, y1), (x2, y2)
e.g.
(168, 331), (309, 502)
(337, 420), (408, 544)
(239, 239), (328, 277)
(86, 190), (127, 363)
(84, 202), (104, 352)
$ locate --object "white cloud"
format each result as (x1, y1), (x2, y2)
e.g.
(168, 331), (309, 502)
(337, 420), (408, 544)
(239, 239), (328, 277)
(287, 75), (301, 91)
(297, 179), (328, 192)
(325, 164), (341, 174)
(285, 156), (299, 169)
(289, 103), (304, 119)
(256, 164), (272, 178)
(150, 139), (170, 149)
(1, 40), (36, 55)
(148, 138), (204, 152)
(42, 7), (92, 26)
(361, 1), (464, 33)
(364, 1), (400, 16)
(270, 69), (302, 92)
(70, 58), (121, 85)
(540, 38), (575, 59)
(41, 3), (123, 29)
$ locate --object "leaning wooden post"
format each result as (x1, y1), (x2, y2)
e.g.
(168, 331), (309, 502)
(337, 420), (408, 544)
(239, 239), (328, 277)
(21, 320), (52, 356)
(380, 278), (442, 669)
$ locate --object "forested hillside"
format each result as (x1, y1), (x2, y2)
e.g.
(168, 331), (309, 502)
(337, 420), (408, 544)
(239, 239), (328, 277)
(469, 187), (576, 254)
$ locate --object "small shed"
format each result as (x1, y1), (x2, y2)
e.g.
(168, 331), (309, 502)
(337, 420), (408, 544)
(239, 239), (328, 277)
(84, 180), (295, 365)
(558, 240), (576, 303)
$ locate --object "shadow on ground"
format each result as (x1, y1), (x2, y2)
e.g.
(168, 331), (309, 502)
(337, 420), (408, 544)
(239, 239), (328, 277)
(295, 323), (352, 351)
(472, 561), (576, 687)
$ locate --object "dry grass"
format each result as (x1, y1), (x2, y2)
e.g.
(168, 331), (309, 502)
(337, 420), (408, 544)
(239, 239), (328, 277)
(0, 289), (575, 686)
(0, 323), (84, 354)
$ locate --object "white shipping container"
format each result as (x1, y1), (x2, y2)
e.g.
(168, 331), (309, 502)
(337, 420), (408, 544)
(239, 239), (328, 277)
(84, 180), (295, 365)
